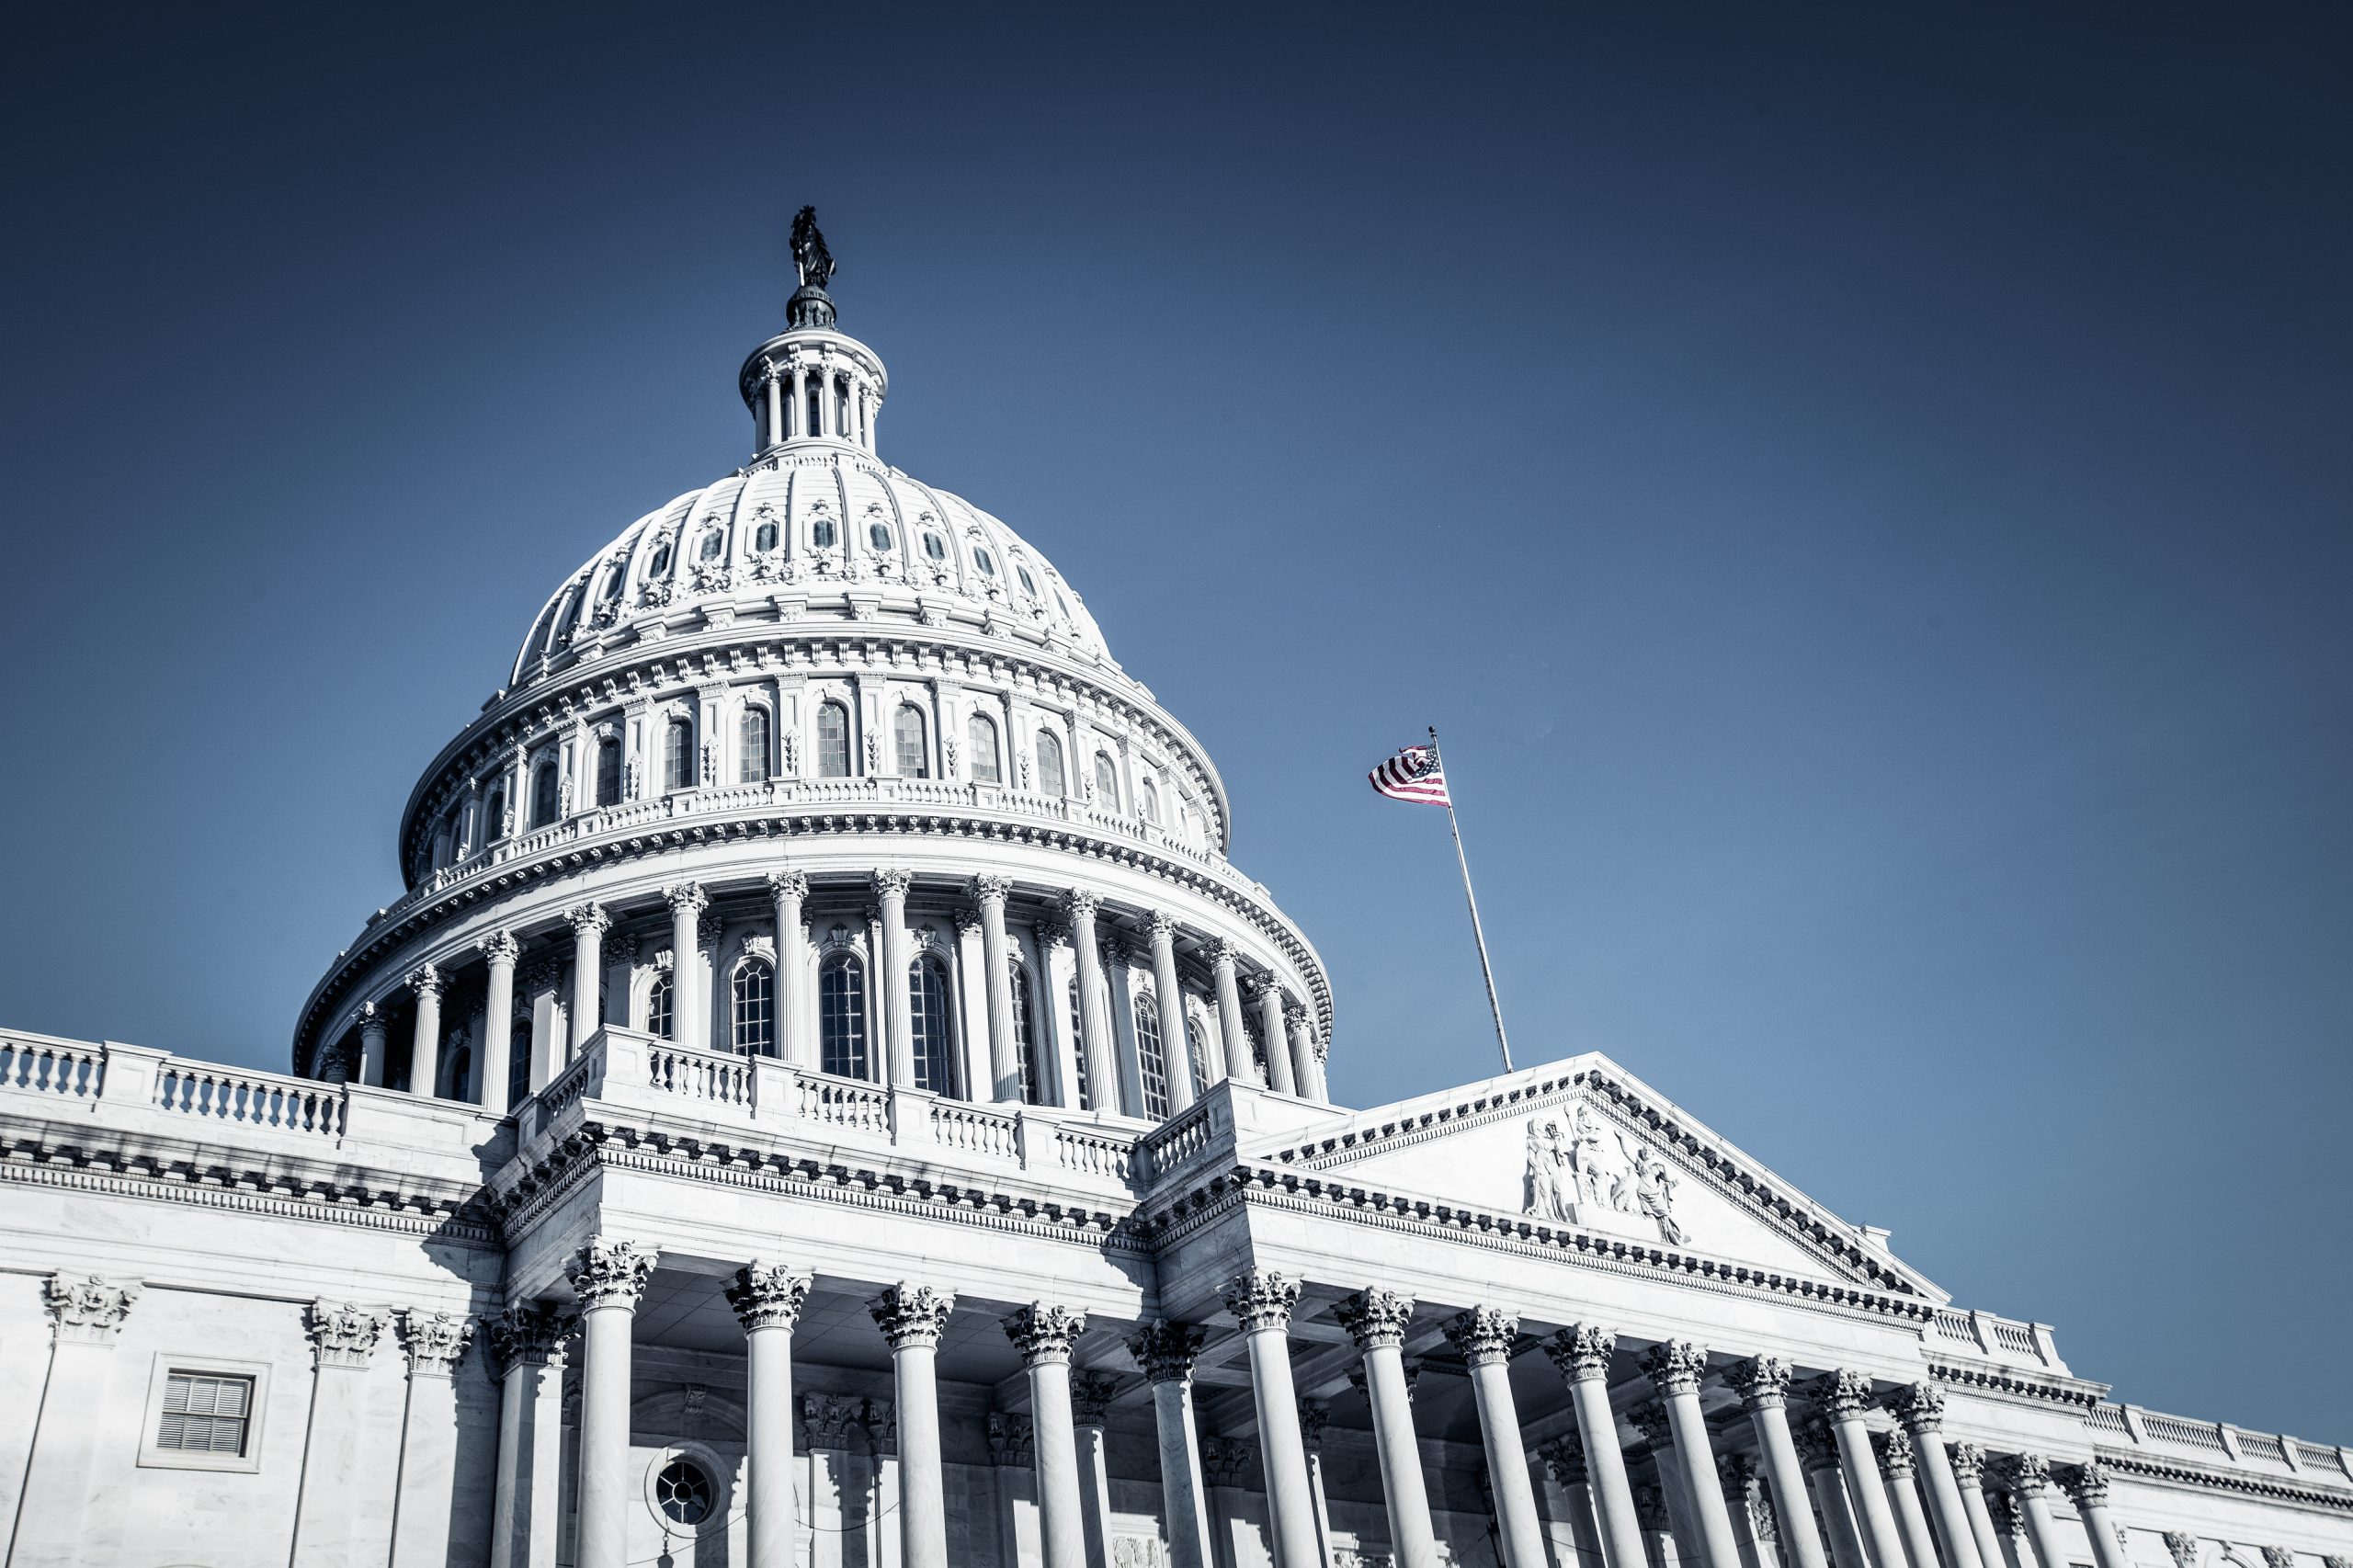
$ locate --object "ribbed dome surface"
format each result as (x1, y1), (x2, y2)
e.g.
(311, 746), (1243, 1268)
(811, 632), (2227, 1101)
(511, 442), (1112, 687)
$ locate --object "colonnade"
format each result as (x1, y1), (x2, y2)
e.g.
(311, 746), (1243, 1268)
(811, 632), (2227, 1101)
(513, 1253), (2133, 1568)
(347, 869), (1331, 1117)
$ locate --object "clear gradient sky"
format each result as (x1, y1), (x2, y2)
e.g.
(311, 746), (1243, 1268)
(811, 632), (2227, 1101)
(3, 6), (2347, 1437)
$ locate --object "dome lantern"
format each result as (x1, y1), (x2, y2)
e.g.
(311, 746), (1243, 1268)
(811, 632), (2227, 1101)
(737, 207), (886, 457)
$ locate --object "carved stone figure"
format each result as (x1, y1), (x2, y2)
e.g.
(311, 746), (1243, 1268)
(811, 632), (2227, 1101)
(1632, 1144), (1686, 1245)
(1524, 1117), (1570, 1221)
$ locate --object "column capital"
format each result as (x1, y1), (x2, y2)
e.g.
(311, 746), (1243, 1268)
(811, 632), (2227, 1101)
(1873, 1428), (1916, 1479)
(2162, 1533), (2200, 1568)
(1537, 1432), (1587, 1485)
(44, 1274), (139, 1343)
(1071, 1370), (1120, 1426)
(1245, 971), (1283, 1003)
(306, 1300), (388, 1369)
(870, 1281), (956, 1348)
(567, 902), (611, 936)
(801, 1392), (864, 1449)
(953, 909), (984, 938)
(2001, 1451), (2053, 1496)
(486, 1303), (574, 1375)
(405, 962), (445, 1000)
(568, 1238), (656, 1311)
(971, 873), (1013, 906)
(1298, 1396), (1332, 1450)
(1005, 1301), (1088, 1365)
(2061, 1461), (2111, 1507)
(1988, 1492), (2027, 1540)
(987, 1412), (1036, 1467)
(1442, 1305), (1520, 1366)
(871, 868), (915, 901)
(1200, 1435), (1256, 1488)
(1283, 999), (1309, 1027)
(663, 881), (710, 916)
(1542, 1324), (1617, 1381)
(478, 930), (521, 966)
(1346, 1358), (1423, 1402)
(1642, 1338), (1711, 1396)
(767, 870), (810, 902)
(1720, 1450), (1762, 1501)
(1222, 1269), (1301, 1332)
(1207, 937), (1240, 969)
(1037, 918), (1073, 951)
(1793, 1415), (1842, 1474)
(1891, 1380), (1945, 1431)
(2261, 1551), (2296, 1568)
(1627, 1400), (1675, 1447)
(398, 1309), (475, 1378)
(726, 1262), (812, 1333)
(1146, 910), (1179, 944)
(1127, 1318), (1208, 1381)
(1333, 1288), (1415, 1350)
(1949, 1440), (1988, 1484)
(1724, 1355), (1795, 1407)
(1808, 1368), (1876, 1419)
(1062, 887), (1102, 922)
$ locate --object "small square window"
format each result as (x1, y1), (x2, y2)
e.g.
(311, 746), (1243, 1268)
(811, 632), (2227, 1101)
(140, 1355), (270, 1472)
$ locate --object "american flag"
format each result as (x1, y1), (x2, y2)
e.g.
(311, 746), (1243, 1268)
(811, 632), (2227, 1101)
(1369, 744), (1451, 806)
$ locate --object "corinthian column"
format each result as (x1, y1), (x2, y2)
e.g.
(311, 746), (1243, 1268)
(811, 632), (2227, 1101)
(13, 1277), (140, 1563)
(1445, 1308), (1547, 1568)
(566, 904), (609, 1056)
(1286, 1003), (1323, 1104)
(767, 873), (809, 1065)
(487, 1304), (572, 1568)
(479, 932), (519, 1114)
(1727, 1358), (1830, 1568)
(728, 1263), (812, 1568)
(665, 883), (710, 1052)
(1814, 1372), (1912, 1568)
(1337, 1289), (1439, 1568)
(1221, 1272), (1323, 1568)
(1538, 1434), (1608, 1568)
(1643, 1342), (1744, 1568)
(870, 1283), (955, 1568)
(1543, 1325), (1650, 1568)
(1072, 1372), (1120, 1568)
(1130, 1320), (1214, 1568)
(2001, 1455), (2071, 1568)
(1795, 1417), (1872, 1568)
(569, 1240), (656, 1568)
(1207, 940), (1258, 1086)
(293, 1300), (391, 1564)
(974, 876), (1021, 1100)
(1949, 1445), (2006, 1568)
(407, 963), (446, 1096)
(874, 870), (916, 1085)
(1250, 974), (1296, 1095)
(1146, 913), (1197, 1108)
(1064, 890), (1118, 1112)
(2061, 1465), (2132, 1568)
(1877, 1431), (1945, 1568)
(1892, 1385), (1981, 1568)
(392, 1312), (476, 1568)
(1006, 1304), (1090, 1568)
(359, 1002), (389, 1087)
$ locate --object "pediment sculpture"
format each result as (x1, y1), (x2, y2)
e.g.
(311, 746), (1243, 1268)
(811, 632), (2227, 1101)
(1525, 1103), (1687, 1246)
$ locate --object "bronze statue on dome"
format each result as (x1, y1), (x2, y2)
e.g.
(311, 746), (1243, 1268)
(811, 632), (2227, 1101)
(790, 206), (835, 290)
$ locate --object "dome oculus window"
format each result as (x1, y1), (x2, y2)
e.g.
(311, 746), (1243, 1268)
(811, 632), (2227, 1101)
(868, 522), (892, 551)
(654, 1458), (713, 1528)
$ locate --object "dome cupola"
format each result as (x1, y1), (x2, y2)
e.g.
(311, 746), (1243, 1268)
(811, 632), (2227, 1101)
(736, 207), (886, 458)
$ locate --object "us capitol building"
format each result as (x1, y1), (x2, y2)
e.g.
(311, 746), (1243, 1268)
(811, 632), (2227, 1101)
(1, 216), (2345, 1568)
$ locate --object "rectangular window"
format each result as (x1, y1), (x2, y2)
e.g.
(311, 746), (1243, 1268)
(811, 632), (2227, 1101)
(159, 1371), (254, 1455)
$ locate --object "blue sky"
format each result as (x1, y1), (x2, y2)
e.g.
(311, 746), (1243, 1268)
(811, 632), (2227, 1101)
(2, 5), (2347, 1437)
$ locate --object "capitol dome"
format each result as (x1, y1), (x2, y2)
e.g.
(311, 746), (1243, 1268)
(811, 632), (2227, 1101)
(292, 217), (1332, 1129)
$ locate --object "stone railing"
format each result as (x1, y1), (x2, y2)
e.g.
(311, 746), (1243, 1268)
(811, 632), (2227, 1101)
(2092, 1400), (2353, 1487)
(1926, 1305), (2063, 1370)
(0, 1030), (107, 1102)
(531, 1027), (1145, 1193)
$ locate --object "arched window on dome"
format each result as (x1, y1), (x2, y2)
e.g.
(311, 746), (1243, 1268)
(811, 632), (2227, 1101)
(699, 529), (723, 562)
(732, 960), (775, 1058)
(1131, 986), (1169, 1119)
(810, 516), (837, 550)
(1035, 731), (1066, 798)
(893, 705), (928, 778)
(1094, 752), (1120, 811)
(967, 713), (1001, 785)
(818, 953), (867, 1078)
(648, 538), (674, 577)
(1017, 564), (1039, 597)
(835, 376), (852, 438)
(506, 1016), (533, 1109)
(754, 518), (779, 553)
(439, 804), (463, 866)
(803, 380), (822, 440)
(485, 787), (507, 841)
(1185, 1011), (1211, 1095)
(1065, 975), (1092, 1110)
(738, 707), (772, 785)
(908, 954), (958, 1096)
(530, 758), (560, 829)
(973, 546), (997, 577)
(645, 974), (674, 1040)
(595, 737), (621, 808)
(816, 701), (851, 778)
(922, 531), (948, 562)
(868, 521), (893, 552)
(599, 562), (625, 603)
(665, 717), (695, 791)
(1139, 776), (1161, 827)
(1010, 960), (1043, 1105)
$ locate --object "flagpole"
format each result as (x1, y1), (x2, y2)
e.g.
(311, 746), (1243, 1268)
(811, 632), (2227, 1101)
(1429, 725), (1513, 1073)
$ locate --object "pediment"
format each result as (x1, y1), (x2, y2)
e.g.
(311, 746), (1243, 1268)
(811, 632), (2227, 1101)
(1243, 1053), (1945, 1301)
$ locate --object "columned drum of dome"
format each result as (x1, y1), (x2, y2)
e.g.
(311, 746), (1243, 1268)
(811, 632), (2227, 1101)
(289, 216), (1333, 1129)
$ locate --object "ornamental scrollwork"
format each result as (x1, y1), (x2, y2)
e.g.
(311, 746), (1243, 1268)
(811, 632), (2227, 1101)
(1541, 1324), (1616, 1381)
(1221, 1270), (1301, 1333)
(1004, 1302), (1088, 1365)
(727, 1263), (812, 1332)
(1333, 1289), (1415, 1351)
(1127, 1319), (1206, 1383)
(870, 1282), (955, 1349)
(44, 1274), (139, 1342)
(307, 1300), (388, 1369)
(399, 1310), (475, 1376)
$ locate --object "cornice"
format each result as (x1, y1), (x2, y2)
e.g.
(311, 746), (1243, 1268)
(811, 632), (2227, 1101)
(300, 804), (1332, 1066)
(2094, 1448), (2353, 1514)
(1925, 1359), (2107, 1411)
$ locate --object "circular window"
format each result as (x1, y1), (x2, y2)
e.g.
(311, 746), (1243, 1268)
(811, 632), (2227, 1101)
(811, 519), (837, 550)
(1017, 565), (1038, 596)
(923, 532), (947, 561)
(869, 522), (893, 551)
(973, 547), (997, 575)
(655, 1458), (712, 1527)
